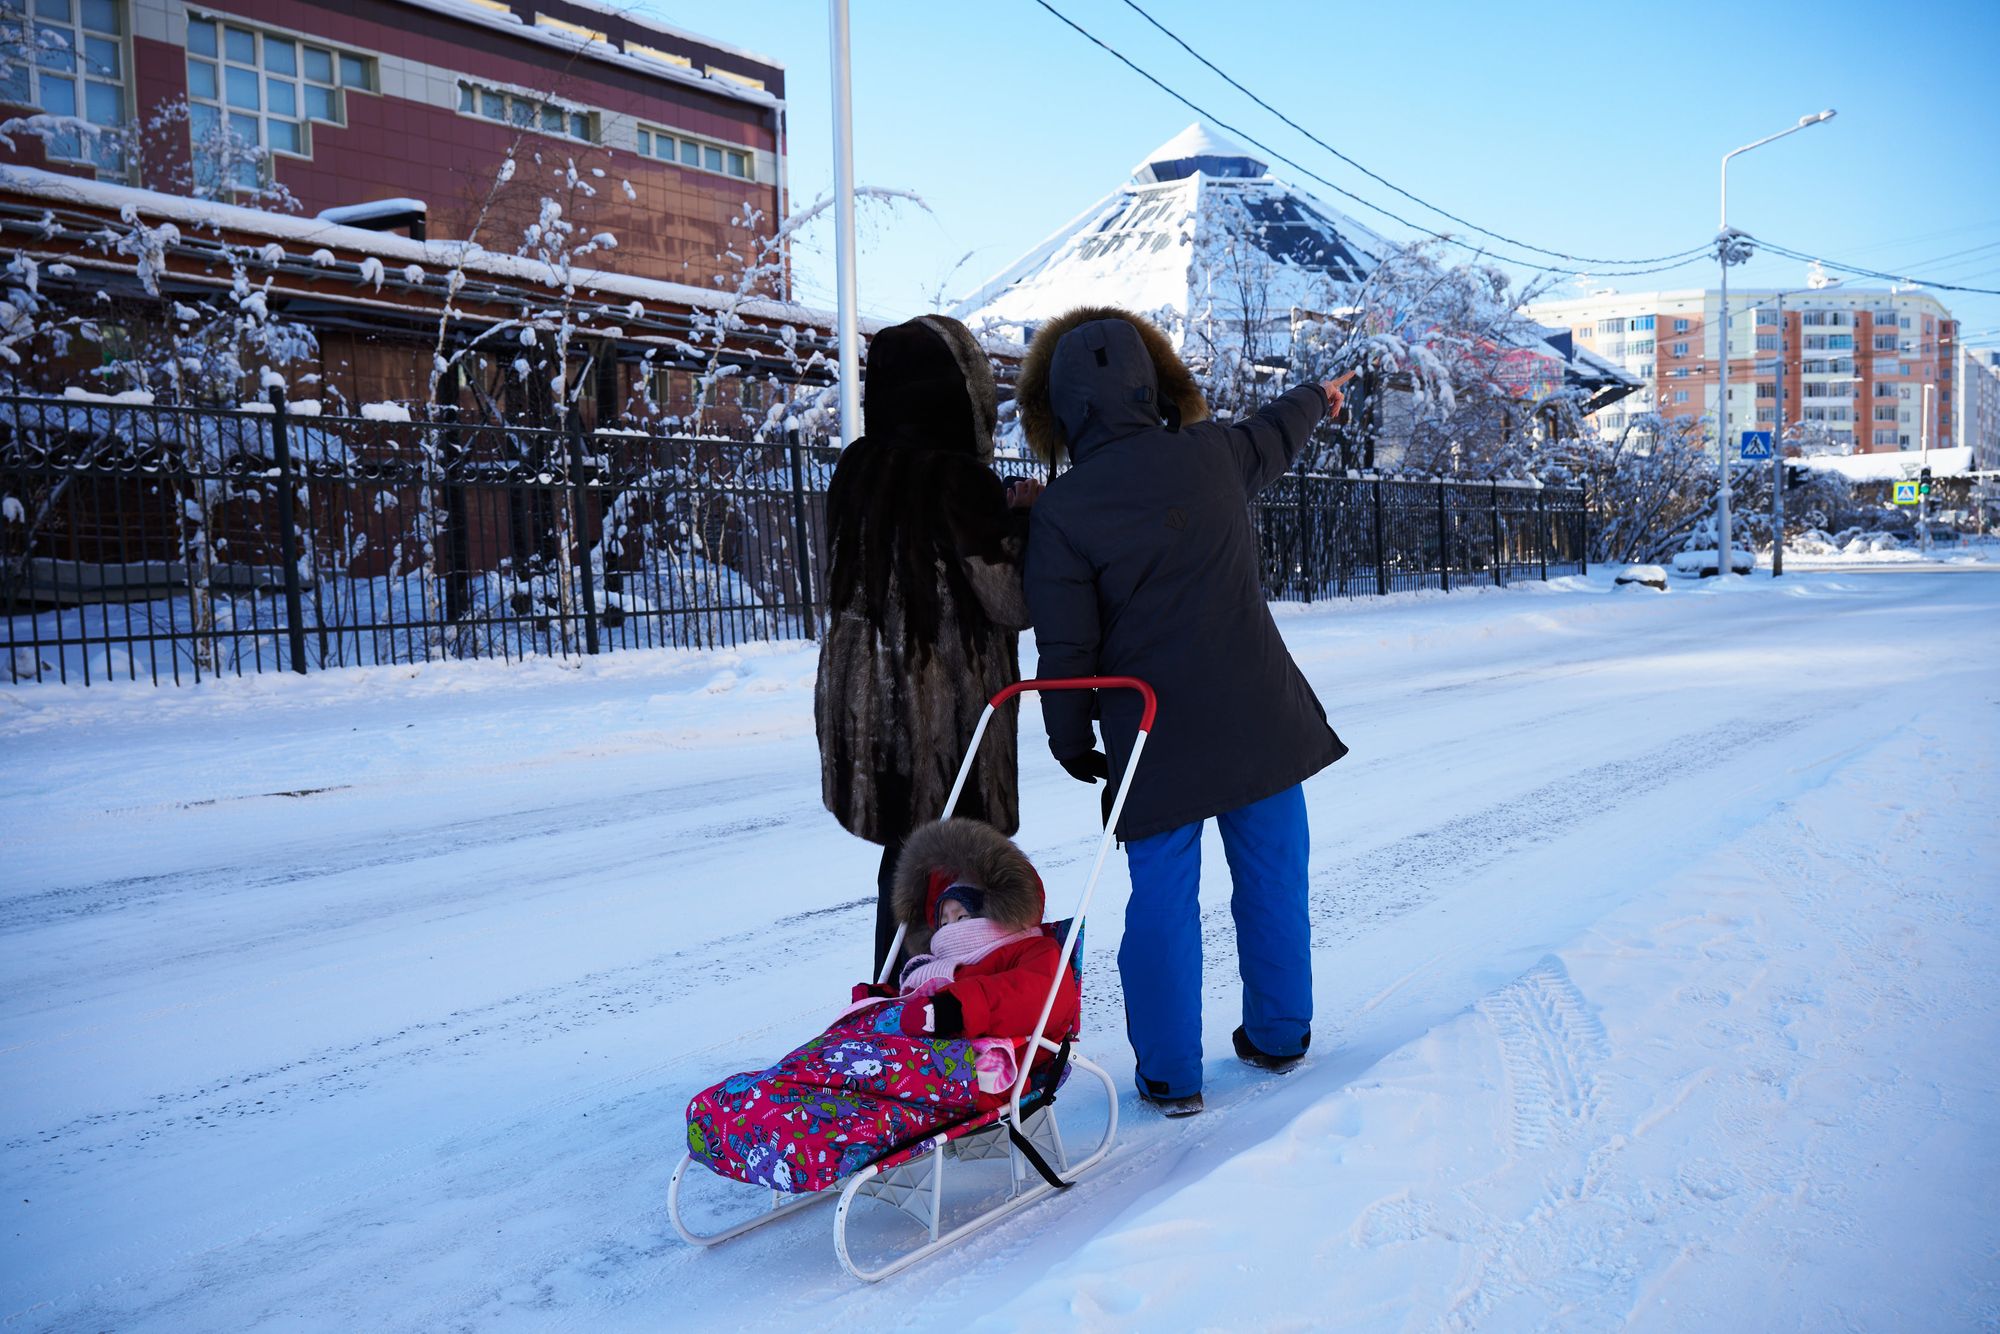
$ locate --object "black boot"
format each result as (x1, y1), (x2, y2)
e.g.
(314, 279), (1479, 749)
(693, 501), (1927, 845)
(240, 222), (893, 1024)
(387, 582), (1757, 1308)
(1232, 1025), (1309, 1073)
(1136, 1075), (1204, 1118)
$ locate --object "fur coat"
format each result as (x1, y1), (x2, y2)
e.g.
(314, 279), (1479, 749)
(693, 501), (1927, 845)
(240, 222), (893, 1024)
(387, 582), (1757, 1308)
(815, 316), (1029, 845)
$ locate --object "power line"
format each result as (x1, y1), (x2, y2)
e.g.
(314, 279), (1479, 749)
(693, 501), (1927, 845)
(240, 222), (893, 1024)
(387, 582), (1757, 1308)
(1748, 237), (2000, 296)
(1115, 0), (1707, 269)
(1028, 0), (1710, 280)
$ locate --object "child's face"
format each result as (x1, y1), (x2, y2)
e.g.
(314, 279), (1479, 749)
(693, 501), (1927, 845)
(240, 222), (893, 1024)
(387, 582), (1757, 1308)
(938, 899), (973, 927)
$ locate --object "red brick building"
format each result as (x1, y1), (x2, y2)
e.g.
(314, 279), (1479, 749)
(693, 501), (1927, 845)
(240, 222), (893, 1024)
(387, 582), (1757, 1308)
(0, 0), (852, 424)
(3, 0), (787, 288)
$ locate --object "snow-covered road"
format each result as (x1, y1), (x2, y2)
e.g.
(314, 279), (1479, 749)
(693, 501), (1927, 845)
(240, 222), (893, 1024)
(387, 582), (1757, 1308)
(3, 565), (1996, 1330)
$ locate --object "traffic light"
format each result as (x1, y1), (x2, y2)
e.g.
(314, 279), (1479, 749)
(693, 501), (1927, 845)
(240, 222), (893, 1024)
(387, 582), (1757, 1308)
(1785, 464), (1807, 490)
(1919, 467), (1933, 497)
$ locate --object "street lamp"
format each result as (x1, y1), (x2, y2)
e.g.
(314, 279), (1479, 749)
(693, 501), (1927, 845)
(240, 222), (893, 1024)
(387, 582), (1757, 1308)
(1715, 109), (1836, 574)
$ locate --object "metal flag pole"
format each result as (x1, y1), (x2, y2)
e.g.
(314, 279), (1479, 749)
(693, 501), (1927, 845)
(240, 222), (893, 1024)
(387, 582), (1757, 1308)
(828, 0), (861, 446)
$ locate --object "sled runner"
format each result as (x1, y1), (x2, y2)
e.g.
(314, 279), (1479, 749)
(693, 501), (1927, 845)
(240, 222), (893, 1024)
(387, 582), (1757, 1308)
(668, 676), (1156, 1281)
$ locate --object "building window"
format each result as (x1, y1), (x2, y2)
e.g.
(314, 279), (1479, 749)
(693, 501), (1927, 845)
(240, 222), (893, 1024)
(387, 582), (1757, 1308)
(2, 0), (127, 170)
(1825, 334), (1853, 350)
(1900, 386), (1913, 400)
(635, 124), (753, 180)
(1597, 317), (1625, 335)
(1873, 333), (1897, 351)
(187, 15), (371, 188)
(1673, 318), (1690, 333)
(1900, 433), (1911, 447)
(1671, 341), (1689, 357)
(1631, 315), (1655, 331)
(458, 78), (594, 141)
(1756, 382), (1776, 399)
(1674, 389), (1689, 404)
(1755, 333), (1778, 351)
(1874, 404), (1896, 421)
(1629, 338), (1654, 355)
(1873, 429), (1896, 445)
(1802, 310), (1827, 326)
(1875, 382), (1896, 397)
(1635, 361), (1653, 379)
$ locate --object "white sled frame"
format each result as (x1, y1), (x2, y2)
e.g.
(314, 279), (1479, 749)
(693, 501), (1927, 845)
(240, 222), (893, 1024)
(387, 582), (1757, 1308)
(668, 676), (1155, 1281)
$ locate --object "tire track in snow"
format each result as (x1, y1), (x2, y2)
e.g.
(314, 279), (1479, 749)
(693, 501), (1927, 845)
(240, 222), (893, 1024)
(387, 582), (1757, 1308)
(0, 770), (790, 936)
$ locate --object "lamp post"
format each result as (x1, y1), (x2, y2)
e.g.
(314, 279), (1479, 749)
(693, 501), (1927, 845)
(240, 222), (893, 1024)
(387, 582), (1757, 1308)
(1715, 109), (1835, 574)
(827, 0), (861, 446)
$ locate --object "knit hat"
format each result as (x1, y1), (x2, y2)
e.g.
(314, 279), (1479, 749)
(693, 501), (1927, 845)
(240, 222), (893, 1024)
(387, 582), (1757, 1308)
(932, 882), (985, 928)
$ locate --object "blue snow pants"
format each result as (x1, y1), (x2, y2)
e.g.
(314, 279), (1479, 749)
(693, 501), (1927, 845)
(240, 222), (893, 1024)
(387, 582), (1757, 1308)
(1119, 782), (1312, 1098)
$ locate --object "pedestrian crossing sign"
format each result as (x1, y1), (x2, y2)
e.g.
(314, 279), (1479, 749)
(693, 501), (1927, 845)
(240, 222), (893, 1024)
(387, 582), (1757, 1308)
(1739, 430), (1773, 460)
(1893, 481), (1920, 505)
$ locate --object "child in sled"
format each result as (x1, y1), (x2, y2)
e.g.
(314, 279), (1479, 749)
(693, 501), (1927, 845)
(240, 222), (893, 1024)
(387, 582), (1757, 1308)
(685, 819), (1080, 1195)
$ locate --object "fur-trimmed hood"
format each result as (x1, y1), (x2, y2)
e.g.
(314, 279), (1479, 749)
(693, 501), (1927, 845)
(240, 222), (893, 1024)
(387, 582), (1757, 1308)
(1014, 305), (1209, 465)
(892, 818), (1043, 952)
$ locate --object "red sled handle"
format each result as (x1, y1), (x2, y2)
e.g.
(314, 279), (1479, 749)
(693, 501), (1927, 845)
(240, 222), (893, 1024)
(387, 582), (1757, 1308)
(988, 676), (1158, 734)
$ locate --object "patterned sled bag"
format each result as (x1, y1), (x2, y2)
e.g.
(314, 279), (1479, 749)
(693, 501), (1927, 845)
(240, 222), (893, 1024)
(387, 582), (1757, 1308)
(685, 923), (1083, 1196)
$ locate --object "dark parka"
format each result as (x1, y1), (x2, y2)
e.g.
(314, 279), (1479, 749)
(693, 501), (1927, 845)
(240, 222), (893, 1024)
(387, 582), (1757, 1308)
(1018, 306), (1347, 842)
(815, 315), (1029, 845)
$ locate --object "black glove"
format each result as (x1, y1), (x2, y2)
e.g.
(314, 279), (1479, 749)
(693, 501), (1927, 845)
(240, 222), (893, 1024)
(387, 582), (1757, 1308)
(1058, 750), (1109, 784)
(929, 990), (965, 1038)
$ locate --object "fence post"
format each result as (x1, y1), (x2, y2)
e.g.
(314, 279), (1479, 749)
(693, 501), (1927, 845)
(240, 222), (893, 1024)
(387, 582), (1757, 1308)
(1436, 478), (1450, 593)
(786, 428), (817, 637)
(1537, 487), (1548, 582)
(567, 424), (600, 655)
(1491, 480), (1503, 587)
(1295, 473), (1314, 603)
(1371, 478), (1387, 596)
(1578, 486), (1589, 576)
(441, 405), (471, 625)
(268, 387), (309, 674)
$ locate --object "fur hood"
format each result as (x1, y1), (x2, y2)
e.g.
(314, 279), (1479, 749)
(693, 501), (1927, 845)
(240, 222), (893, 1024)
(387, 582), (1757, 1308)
(1014, 305), (1209, 465)
(892, 818), (1043, 952)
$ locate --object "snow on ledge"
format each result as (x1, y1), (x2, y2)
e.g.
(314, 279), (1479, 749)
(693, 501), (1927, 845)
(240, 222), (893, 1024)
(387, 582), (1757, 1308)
(61, 387), (156, 404)
(1798, 445), (1974, 483)
(316, 199), (427, 227)
(360, 401), (413, 422)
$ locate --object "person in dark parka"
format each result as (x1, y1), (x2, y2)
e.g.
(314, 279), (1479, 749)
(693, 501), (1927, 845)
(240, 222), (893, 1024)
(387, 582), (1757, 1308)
(815, 314), (1038, 978)
(1017, 304), (1349, 1115)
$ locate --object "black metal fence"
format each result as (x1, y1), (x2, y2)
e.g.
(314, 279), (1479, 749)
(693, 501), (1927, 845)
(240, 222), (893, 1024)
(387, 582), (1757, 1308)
(1, 394), (1585, 686)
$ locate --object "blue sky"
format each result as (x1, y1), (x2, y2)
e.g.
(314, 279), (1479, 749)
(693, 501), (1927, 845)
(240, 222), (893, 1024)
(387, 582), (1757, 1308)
(637, 0), (2000, 348)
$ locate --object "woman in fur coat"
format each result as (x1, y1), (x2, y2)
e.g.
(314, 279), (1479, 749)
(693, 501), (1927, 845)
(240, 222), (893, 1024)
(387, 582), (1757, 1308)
(815, 315), (1035, 976)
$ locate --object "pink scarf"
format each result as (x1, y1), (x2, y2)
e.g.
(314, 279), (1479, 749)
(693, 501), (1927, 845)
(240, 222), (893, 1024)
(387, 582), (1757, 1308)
(833, 918), (1041, 1031)
(898, 917), (1040, 994)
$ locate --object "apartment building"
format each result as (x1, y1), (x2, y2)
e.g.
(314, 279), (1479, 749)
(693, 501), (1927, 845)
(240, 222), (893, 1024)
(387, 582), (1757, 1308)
(1960, 348), (2000, 473)
(0, 0), (786, 286)
(1524, 286), (1957, 457)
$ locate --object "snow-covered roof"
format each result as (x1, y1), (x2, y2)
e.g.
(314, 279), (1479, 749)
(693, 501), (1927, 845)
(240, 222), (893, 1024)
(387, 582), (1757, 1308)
(952, 123), (1389, 346)
(0, 164), (858, 334)
(1131, 123), (1267, 183)
(387, 0), (782, 109)
(1798, 445), (1974, 482)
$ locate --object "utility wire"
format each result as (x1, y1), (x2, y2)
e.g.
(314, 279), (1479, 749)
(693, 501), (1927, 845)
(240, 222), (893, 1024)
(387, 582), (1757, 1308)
(1115, 0), (1707, 269)
(1746, 237), (2000, 296)
(1029, 0), (1707, 280)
